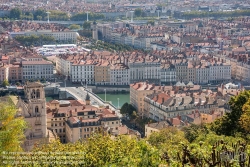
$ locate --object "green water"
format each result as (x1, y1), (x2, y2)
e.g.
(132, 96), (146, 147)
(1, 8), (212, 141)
(96, 93), (130, 108)
(45, 93), (130, 108)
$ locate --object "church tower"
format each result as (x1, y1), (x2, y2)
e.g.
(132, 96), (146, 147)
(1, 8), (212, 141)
(18, 82), (48, 151)
(92, 22), (98, 40)
(85, 93), (91, 105)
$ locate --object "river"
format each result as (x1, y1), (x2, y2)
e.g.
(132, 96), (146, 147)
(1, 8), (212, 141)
(96, 93), (130, 108)
(46, 93), (130, 108)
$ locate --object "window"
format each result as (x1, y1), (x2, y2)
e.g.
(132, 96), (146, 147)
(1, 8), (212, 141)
(35, 106), (39, 114)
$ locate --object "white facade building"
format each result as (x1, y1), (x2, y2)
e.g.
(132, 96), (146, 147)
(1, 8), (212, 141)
(71, 61), (95, 85)
(208, 62), (231, 83)
(22, 61), (53, 80)
(129, 61), (161, 84)
(195, 65), (210, 84)
(110, 63), (129, 85)
(25, 30), (79, 43)
(56, 56), (72, 76)
(161, 64), (176, 84)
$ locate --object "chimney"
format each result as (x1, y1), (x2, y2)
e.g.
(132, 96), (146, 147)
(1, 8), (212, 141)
(82, 106), (85, 110)
(172, 98), (176, 106)
(112, 110), (115, 114)
(70, 110), (72, 117)
(75, 108), (77, 112)
(162, 97), (164, 104)
(106, 105), (109, 109)
(199, 98), (202, 105)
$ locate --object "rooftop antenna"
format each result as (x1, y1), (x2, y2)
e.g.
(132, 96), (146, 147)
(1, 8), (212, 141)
(46, 12), (51, 23)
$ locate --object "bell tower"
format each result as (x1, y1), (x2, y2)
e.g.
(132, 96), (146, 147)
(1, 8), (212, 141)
(22, 82), (48, 150)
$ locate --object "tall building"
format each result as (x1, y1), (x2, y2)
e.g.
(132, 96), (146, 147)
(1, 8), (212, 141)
(17, 82), (56, 151)
(92, 23), (98, 40)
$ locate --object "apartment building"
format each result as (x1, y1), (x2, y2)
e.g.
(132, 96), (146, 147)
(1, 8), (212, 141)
(208, 62), (231, 83)
(144, 90), (226, 121)
(71, 60), (96, 85)
(65, 97), (120, 143)
(25, 30), (79, 43)
(175, 59), (188, 82)
(56, 55), (72, 76)
(8, 64), (22, 83)
(22, 60), (54, 80)
(110, 63), (129, 85)
(236, 62), (250, 82)
(160, 63), (176, 85)
(128, 60), (161, 85)
(130, 82), (155, 114)
(195, 64), (210, 84)
(95, 61), (110, 85)
(0, 63), (8, 83)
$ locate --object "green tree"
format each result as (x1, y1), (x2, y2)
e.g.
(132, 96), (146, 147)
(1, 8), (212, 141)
(2, 79), (9, 87)
(0, 100), (27, 153)
(120, 103), (136, 115)
(69, 24), (81, 30)
(83, 21), (91, 29)
(9, 7), (22, 19)
(239, 98), (250, 133)
(147, 20), (155, 26)
(182, 124), (209, 143)
(33, 8), (47, 20)
(134, 8), (143, 17)
(31, 134), (163, 166)
(147, 127), (188, 152)
(210, 90), (250, 136)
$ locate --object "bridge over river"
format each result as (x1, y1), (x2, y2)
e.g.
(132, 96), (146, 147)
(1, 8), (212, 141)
(54, 86), (122, 118)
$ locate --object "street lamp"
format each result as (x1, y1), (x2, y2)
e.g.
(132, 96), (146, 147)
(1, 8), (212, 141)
(46, 12), (51, 23)
(104, 89), (106, 102)
(86, 11), (89, 22)
(64, 75), (67, 90)
(117, 98), (120, 109)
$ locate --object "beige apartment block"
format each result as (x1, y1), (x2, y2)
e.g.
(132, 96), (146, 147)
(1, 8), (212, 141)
(8, 64), (22, 82)
(130, 82), (172, 116)
(0, 63), (8, 83)
(95, 61), (110, 85)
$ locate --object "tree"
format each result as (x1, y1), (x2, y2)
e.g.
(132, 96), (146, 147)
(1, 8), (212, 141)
(2, 79), (9, 87)
(9, 7), (22, 19)
(182, 124), (209, 143)
(69, 24), (81, 30)
(0, 100), (27, 154)
(83, 21), (91, 29)
(147, 20), (155, 26)
(134, 8), (143, 17)
(120, 103), (136, 115)
(147, 127), (188, 152)
(210, 90), (250, 136)
(239, 98), (250, 133)
(33, 8), (47, 20)
(30, 134), (163, 166)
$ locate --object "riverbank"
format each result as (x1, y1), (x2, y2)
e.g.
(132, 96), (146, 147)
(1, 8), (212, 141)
(96, 93), (130, 108)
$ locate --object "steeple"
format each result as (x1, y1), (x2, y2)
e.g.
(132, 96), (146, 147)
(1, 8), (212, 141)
(85, 93), (90, 105)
